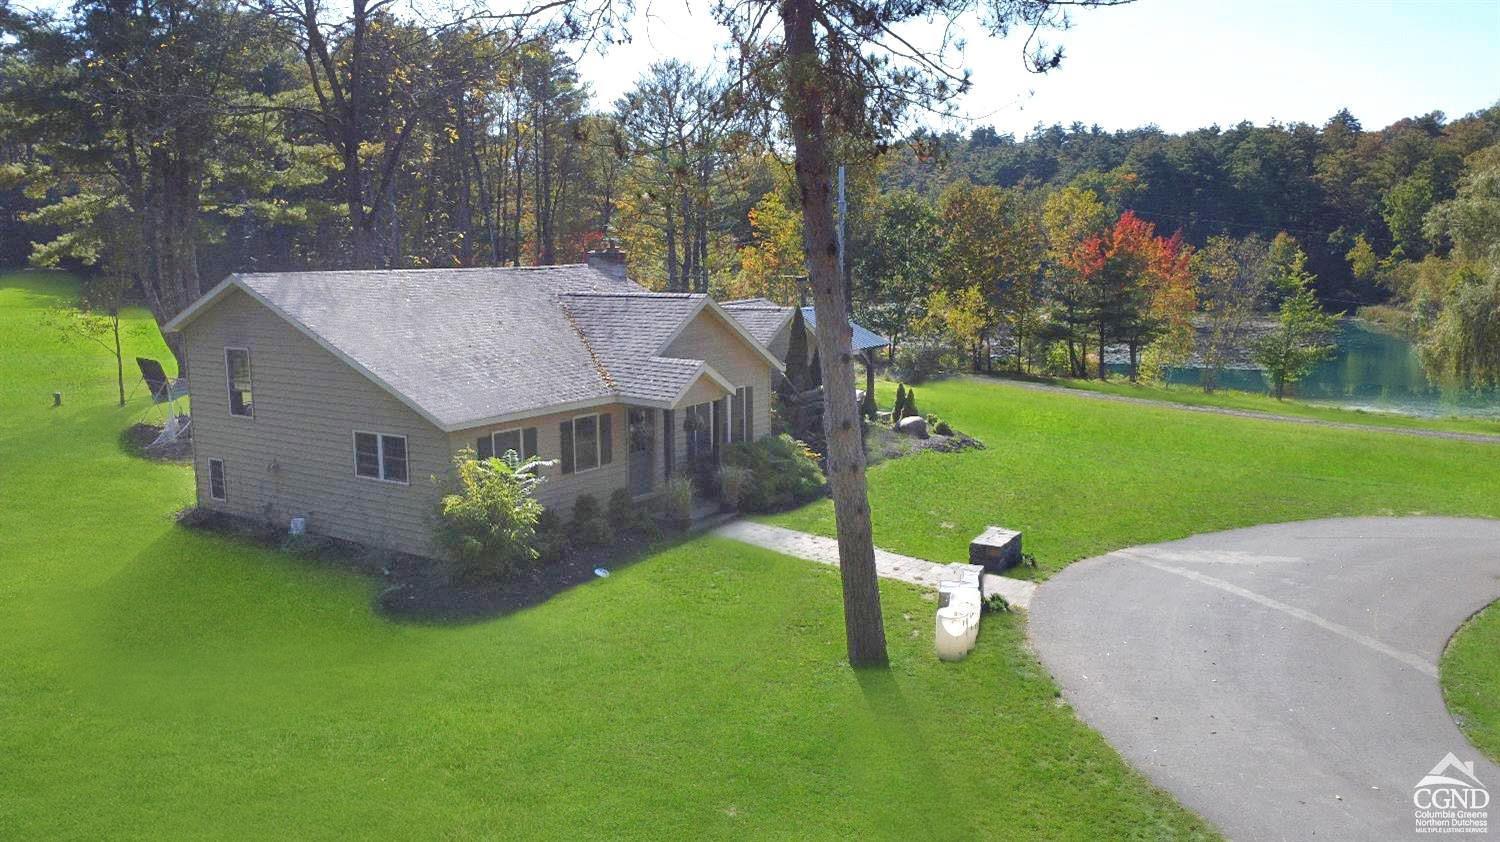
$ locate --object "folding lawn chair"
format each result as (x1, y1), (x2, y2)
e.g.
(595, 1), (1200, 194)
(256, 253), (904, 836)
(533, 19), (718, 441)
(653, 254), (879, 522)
(136, 357), (190, 447)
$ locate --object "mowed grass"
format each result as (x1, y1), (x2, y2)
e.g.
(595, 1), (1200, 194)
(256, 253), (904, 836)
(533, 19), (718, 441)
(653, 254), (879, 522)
(0, 271), (1212, 839)
(767, 377), (1500, 577)
(1442, 601), (1500, 763)
(1029, 375), (1500, 436)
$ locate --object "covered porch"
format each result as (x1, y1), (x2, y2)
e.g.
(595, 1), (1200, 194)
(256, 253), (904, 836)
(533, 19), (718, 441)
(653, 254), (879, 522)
(624, 368), (758, 500)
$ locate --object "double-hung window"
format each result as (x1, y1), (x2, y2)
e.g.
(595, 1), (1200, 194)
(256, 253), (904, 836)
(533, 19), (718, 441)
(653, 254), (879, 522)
(354, 431), (408, 483)
(477, 427), (538, 462)
(559, 412), (613, 474)
(225, 348), (253, 417)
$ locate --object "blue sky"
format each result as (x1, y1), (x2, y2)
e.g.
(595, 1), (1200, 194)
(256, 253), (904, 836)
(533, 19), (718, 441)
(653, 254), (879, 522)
(578, 0), (1500, 135)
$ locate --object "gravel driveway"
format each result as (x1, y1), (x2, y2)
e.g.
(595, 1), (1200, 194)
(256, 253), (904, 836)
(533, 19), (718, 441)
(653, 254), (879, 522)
(1029, 517), (1500, 841)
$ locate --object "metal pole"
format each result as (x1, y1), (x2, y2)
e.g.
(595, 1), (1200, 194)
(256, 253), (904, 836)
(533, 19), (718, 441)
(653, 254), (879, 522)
(836, 165), (849, 314)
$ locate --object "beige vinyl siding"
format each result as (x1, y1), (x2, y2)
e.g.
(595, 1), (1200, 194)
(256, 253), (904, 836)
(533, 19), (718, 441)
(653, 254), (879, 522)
(678, 374), (731, 407)
(451, 404), (629, 515)
(183, 288), (449, 558)
(666, 308), (773, 438)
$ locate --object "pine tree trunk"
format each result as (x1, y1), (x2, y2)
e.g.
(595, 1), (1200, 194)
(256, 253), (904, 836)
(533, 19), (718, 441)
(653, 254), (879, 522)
(780, 0), (887, 668)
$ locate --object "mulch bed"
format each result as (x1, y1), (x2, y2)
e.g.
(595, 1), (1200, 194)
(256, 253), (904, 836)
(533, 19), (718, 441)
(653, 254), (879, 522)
(376, 537), (657, 623)
(120, 421), (193, 462)
(177, 506), (674, 624)
(865, 424), (985, 465)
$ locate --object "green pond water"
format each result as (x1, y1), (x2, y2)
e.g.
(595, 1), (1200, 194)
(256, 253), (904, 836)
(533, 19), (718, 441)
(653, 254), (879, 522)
(1138, 321), (1500, 419)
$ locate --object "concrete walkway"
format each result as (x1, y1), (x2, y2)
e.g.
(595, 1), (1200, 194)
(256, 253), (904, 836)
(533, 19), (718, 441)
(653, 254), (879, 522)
(713, 519), (1037, 609)
(1029, 517), (1500, 841)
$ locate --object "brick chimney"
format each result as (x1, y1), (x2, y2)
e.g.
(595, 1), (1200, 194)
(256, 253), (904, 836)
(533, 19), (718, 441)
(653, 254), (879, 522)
(586, 243), (628, 283)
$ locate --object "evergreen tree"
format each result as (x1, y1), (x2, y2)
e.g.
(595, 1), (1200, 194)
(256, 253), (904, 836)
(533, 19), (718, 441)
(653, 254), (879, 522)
(1252, 251), (1340, 398)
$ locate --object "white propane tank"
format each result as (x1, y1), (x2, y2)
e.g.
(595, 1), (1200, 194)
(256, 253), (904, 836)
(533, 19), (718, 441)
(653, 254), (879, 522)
(935, 605), (976, 661)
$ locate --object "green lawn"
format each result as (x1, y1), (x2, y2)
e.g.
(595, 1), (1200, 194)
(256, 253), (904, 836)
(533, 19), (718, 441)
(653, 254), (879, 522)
(1023, 375), (1500, 437)
(0, 271), (1211, 839)
(1442, 601), (1500, 763)
(767, 377), (1500, 577)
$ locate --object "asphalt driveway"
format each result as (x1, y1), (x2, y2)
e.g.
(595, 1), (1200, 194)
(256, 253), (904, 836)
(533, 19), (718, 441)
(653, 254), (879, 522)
(1029, 517), (1500, 841)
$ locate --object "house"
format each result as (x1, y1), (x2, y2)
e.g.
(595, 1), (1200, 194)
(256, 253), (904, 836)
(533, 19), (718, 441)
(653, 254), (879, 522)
(163, 254), (783, 559)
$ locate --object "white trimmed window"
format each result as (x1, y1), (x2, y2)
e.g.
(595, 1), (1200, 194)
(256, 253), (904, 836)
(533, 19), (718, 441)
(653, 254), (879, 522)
(225, 348), (253, 417)
(477, 427), (538, 462)
(209, 458), (227, 501)
(354, 431), (408, 483)
(559, 412), (613, 474)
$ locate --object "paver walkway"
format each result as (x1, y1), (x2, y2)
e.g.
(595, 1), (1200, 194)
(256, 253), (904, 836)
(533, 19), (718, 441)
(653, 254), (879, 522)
(713, 520), (1037, 609)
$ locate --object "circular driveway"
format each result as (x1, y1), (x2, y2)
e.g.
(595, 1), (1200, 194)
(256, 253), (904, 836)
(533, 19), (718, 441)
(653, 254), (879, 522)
(1029, 517), (1500, 841)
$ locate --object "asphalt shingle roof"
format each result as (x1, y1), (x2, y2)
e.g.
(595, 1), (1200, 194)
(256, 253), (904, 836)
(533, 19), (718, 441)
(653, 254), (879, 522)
(221, 265), (707, 430)
(175, 265), (787, 430)
(719, 298), (792, 346)
(558, 292), (709, 405)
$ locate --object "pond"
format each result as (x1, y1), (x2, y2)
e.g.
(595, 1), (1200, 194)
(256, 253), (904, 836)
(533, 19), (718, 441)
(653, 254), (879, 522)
(1123, 320), (1500, 419)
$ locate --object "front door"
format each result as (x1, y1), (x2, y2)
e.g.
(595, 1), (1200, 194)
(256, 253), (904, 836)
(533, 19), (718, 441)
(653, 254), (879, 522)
(628, 408), (655, 496)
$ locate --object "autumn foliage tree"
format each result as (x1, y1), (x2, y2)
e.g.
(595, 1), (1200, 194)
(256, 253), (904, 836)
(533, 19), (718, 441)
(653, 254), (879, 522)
(1067, 211), (1195, 380)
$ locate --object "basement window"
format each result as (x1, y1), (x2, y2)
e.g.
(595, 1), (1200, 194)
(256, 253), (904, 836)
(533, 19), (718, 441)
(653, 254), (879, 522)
(209, 458), (227, 501)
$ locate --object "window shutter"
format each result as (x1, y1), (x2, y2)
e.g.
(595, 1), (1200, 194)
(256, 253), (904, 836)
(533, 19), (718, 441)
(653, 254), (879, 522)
(559, 421), (574, 474)
(476, 435), (493, 459)
(523, 427), (538, 460)
(662, 410), (674, 478)
(745, 386), (754, 440)
(600, 413), (613, 465)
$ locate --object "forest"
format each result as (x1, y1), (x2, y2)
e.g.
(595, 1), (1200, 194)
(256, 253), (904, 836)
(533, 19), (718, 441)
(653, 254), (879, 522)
(3, 0), (1497, 390)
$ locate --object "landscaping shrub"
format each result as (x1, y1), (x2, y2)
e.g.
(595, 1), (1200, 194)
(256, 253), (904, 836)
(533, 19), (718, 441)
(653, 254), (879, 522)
(658, 475), (695, 530)
(933, 420), (954, 437)
(532, 508), (569, 564)
(722, 433), (827, 513)
(891, 384), (923, 421)
(435, 450), (544, 581)
(607, 488), (637, 532)
(718, 464), (750, 511)
(571, 493), (612, 546)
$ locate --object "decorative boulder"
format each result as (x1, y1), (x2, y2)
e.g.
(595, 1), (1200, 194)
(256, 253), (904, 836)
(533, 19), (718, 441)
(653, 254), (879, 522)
(970, 525), (1022, 572)
(896, 415), (929, 438)
(855, 388), (866, 405)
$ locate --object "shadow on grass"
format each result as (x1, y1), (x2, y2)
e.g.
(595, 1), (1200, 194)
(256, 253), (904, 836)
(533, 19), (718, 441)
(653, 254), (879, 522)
(117, 421), (192, 463)
(852, 661), (975, 837)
